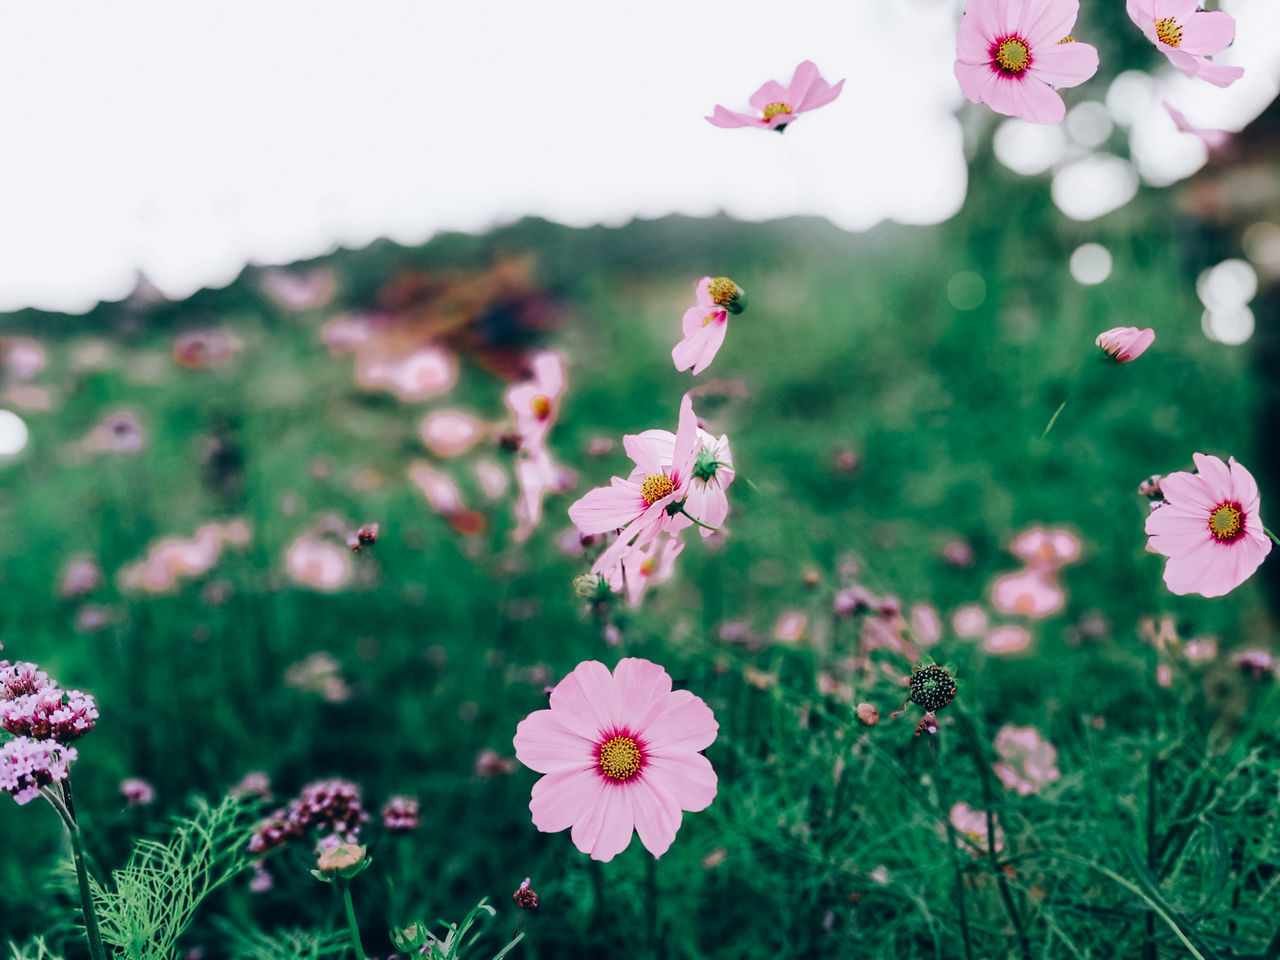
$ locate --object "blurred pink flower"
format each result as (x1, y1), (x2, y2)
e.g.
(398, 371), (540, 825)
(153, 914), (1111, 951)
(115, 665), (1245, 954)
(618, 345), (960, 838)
(474, 748), (516, 778)
(984, 625), (1032, 655)
(473, 459), (509, 501)
(992, 569), (1065, 618)
(706, 60), (844, 131)
(632, 418), (734, 539)
(992, 725), (1060, 795)
(356, 345), (458, 402)
(513, 658), (718, 861)
(942, 540), (975, 567)
(568, 396), (700, 575)
(249, 861), (274, 893)
(605, 533), (686, 607)
(80, 411), (146, 455)
(1232, 649), (1275, 678)
(1096, 326), (1155, 362)
(954, 0), (1099, 124)
(952, 604), (989, 638)
(380, 795), (420, 832)
(1145, 453), (1271, 597)
(773, 610), (808, 643)
(1184, 638), (1218, 661)
(672, 277), (744, 376)
(420, 410), (488, 458)
(505, 351), (566, 453)
(910, 604), (943, 647)
(284, 535), (354, 593)
(1163, 101), (1230, 149)
(514, 451), (576, 543)
(121, 522), (250, 594)
(173, 329), (243, 369)
(259, 268), (337, 310)
(120, 777), (157, 806)
(950, 802), (1005, 853)
(1010, 527), (1081, 571)
(283, 652), (351, 703)
(408, 460), (488, 536)
(59, 556), (102, 599)
(1126, 0), (1244, 87)
(0, 337), (45, 382)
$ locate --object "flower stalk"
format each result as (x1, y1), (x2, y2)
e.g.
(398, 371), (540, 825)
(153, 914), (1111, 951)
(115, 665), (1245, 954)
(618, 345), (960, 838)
(42, 781), (106, 960)
(339, 879), (369, 960)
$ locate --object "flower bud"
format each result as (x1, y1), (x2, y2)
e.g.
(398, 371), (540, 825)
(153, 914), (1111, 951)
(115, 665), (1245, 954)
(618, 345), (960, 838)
(1095, 326), (1154, 362)
(311, 841), (370, 882)
(855, 703), (879, 727)
(513, 876), (539, 910)
(573, 573), (607, 601)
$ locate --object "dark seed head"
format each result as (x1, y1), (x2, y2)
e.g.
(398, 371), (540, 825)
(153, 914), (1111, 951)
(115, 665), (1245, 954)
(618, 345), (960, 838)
(909, 664), (956, 712)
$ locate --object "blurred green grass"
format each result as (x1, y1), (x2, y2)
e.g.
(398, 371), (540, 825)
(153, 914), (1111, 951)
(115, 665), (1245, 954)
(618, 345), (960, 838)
(0, 188), (1276, 959)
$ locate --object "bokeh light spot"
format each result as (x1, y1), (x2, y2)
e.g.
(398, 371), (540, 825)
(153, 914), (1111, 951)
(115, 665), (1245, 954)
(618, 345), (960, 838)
(1068, 243), (1113, 285)
(947, 272), (986, 311)
(0, 410), (30, 456)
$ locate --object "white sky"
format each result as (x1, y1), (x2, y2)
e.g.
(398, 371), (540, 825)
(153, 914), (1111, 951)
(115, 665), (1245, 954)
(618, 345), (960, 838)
(0, 0), (1274, 314)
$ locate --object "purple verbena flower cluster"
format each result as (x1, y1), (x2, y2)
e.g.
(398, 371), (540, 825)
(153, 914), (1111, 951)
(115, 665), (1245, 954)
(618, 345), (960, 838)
(0, 737), (77, 805)
(1, 687), (99, 742)
(248, 777), (369, 855)
(380, 794), (420, 832)
(0, 661), (51, 700)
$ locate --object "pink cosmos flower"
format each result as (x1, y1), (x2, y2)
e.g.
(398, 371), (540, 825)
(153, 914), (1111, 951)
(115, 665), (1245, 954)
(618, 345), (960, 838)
(1126, 0), (1244, 87)
(568, 396), (700, 575)
(992, 725), (1060, 795)
(420, 410), (487, 458)
(505, 351), (566, 453)
(706, 60), (844, 132)
(992, 568), (1065, 618)
(954, 0), (1100, 125)
(1096, 326), (1155, 362)
(514, 450), (577, 543)
(284, 535), (354, 593)
(672, 277), (744, 376)
(984, 624), (1032, 655)
(949, 801), (1005, 854)
(1145, 453), (1271, 597)
(605, 533), (686, 607)
(633, 417), (734, 538)
(1163, 102), (1231, 149)
(1010, 526), (1082, 570)
(952, 604), (989, 638)
(513, 658), (718, 861)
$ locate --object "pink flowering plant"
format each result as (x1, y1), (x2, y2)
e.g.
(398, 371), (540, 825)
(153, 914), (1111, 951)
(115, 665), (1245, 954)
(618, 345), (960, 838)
(1126, 0), (1244, 87)
(706, 60), (844, 132)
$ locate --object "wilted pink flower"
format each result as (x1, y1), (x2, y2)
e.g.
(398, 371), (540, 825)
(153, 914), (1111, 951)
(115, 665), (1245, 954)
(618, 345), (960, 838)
(120, 777), (157, 806)
(1, 688), (98, 742)
(632, 419), (734, 538)
(992, 569), (1065, 618)
(284, 535), (354, 592)
(949, 802), (1004, 853)
(1145, 453), (1271, 597)
(954, 0), (1099, 124)
(1126, 0), (1243, 87)
(984, 625), (1032, 655)
(59, 556), (101, 599)
(952, 604), (989, 638)
(1010, 527), (1082, 570)
(80, 411), (146, 455)
(474, 748), (515, 778)
(672, 278), (745, 376)
(1096, 326), (1155, 362)
(260, 268), (337, 310)
(419, 410), (487, 458)
(856, 703), (880, 726)
(707, 60), (844, 131)
(568, 396), (701, 575)
(380, 795), (420, 832)
(992, 725), (1060, 795)
(1, 737), (77, 806)
(605, 533), (686, 607)
(1163, 101), (1230, 149)
(513, 658), (718, 861)
(0, 661), (51, 701)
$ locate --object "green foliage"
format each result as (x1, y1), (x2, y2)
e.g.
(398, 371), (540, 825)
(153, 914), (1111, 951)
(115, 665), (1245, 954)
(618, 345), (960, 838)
(392, 899), (524, 960)
(5, 938), (64, 960)
(211, 924), (350, 960)
(90, 796), (253, 960)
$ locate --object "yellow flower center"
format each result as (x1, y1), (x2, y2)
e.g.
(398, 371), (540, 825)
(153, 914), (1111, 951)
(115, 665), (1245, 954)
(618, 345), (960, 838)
(762, 102), (792, 121)
(598, 735), (642, 781)
(706, 276), (739, 306)
(640, 473), (675, 505)
(640, 555), (659, 575)
(995, 38), (1031, 73)
(530, 395), (552, 420)
(1208, 503), (1242, 541)
(1154, 17), (1182, 47)
(1057, 35), (1074, 44)
(701, 311), (719, 327)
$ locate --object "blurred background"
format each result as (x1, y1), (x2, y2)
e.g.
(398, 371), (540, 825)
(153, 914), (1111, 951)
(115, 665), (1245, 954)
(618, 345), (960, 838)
(1, 1), (1279, 958)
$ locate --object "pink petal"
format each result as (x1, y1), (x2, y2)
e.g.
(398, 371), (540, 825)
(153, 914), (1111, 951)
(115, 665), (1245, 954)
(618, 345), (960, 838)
(589, 505), (667, 575)
(1156, 469), (1217, 513)
(796, 77), (844, 113)
(642, 690), (719, 755)
(1027, 40), (1099, 88)
(644, 752), (718, 812)
(1020, 0), (1078, 47)
(1152, 0), (1198, 22)
(624, 433), (665, 475)
(1126, 0), (1155, 24)
(568, 478), (643, 535)
(613, 658), (674, 722)
(549, 660), (616, 741)
(514, 709), (596, 774)
(990, 75), (1066, 125)
(1160, 536), (1223, 595)
(956, 16), (993, 63)
(1178, 10), (1235, 55)
(1191, 453), (1233, 503)
(671, 395), (700, 485)
(695, 277), (714, 307)
(955, 58), (1000, 105)
(571, 787), (635, 862)
(530, 767), (604, 833)
(629, 775), (683, 857)
(784, 60), (820, 106)
(1228, 458), (1261, 512)
(706, 106), (760, 129)
(673, 314), (728, 376)
(747, 79), (791, 112)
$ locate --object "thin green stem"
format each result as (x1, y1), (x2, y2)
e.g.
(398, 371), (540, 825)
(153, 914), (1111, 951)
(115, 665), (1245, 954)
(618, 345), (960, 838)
(932, 743), (976, 960)
(339, 880), (368, 960)
(1040, 400), (1068, 440)
(1142, 754), (1159, 960)
(675, 505), (720, 533)
(645, 855), (659, 958)
(1264, 526), (1280, 547)
(49, 780), (107, 960)
(1262, 923), (1280, 959)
